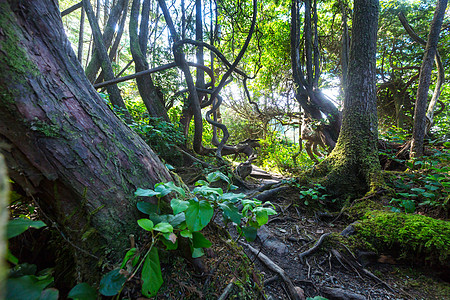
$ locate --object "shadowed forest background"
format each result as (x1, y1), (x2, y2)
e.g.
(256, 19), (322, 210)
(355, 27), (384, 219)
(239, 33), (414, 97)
(0, 0), (449, 299)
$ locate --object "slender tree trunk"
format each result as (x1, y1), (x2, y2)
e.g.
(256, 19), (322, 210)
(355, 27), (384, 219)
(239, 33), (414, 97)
(83, 0), (133, 122)
(85, 0), (128, 83)
(196, 0), (205, 89)
(77, 6), (85, 63)
(130, 0), (169, 120)
(0, 0), (173, 282)
(410, 0), (448, 157)
(320, 0), (381, 196)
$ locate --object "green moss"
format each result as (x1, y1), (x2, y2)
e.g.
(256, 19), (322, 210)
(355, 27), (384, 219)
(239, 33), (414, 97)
(0, 3), (39, 99)
(344, 199), (385, 221)
(355, 211), (450, 265)
(30, 119), (60, 137)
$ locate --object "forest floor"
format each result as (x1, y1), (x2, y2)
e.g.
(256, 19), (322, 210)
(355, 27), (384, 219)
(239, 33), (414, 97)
(163, 166), (450, 300)
(236, 173), (449, 300)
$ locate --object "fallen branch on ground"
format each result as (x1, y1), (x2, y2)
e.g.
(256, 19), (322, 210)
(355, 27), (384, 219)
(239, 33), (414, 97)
(240, 242), (303, 300)
(298, 233), (330, 262)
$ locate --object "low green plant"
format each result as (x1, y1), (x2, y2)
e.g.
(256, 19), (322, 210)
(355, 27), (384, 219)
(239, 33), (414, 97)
(100, 171), (277, 298)
(5, 217), (96, 300)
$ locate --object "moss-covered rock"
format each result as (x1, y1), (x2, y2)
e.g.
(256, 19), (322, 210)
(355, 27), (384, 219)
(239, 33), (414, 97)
(355, 211), (450, 265)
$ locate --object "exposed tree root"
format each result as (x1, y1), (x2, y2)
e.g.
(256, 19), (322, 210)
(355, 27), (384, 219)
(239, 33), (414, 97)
(241, 242), (303, 300)
(298, 233), (330, 262)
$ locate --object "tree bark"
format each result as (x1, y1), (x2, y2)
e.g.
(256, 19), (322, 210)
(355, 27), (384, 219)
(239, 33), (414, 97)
(0, 0), (173, 281)
(320, 0), (381, 196)
(77, 6), (85, 63)
(129, 0), (169, 120)
(408, 0), (448, 157)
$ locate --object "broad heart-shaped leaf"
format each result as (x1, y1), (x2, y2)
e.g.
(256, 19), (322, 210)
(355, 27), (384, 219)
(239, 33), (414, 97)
(7, 218), (46, 239)
(219, 202), (243, 225)
(206, 171), (231, 184)
(167, 213), (185, 227)
(99, 269), (126, 296)
(137, 218), (154, 231)
(193, 186), (223, 198)
(185, 199), (213, 232)
(219, 192), (246, 203)
(171, 198), (189, 215)
(192, 232), (212, 248)
(141, 247), (163, 297)
(68, 283), (97, 300)
(242, 226), (258, 242)
(137, 202), (159, 215)
(153, 222), (173, 233)
(6, 275), (52, 300)
(135, 188), (159, 197)
(155, 181), (185, 197)
(180, 229), (193, 238)
(120, 248), (137, 269)
(255, 210), (269, 226)
(40, 288), (59, 300)
(194, 180), (209, 187)
(161, 234), (178, 250)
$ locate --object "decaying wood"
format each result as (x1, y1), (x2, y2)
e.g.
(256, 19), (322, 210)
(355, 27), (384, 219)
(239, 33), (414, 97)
(320, 286), (365, 300)
(0, 154), (8, 299)
(242, 242), (303, 300)
(298, 233), (330, 262)
(217, 278), (235, 300)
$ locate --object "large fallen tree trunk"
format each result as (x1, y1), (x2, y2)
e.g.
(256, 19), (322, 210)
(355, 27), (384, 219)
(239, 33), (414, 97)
(0, 0), (173, 282)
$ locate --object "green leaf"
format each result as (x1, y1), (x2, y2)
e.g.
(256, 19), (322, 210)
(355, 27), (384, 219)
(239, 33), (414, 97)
(136, 202), (159, 215)
(192, 232), (212, 248)
(7, 218), (46, 239)
(242, 226), (258, 242)
(206, 171), (231, 184)
(165, 163), (175, 170)
(185, 200), (213, 232)
(120, 248), (137, 269)
(167, 213), (186, 227)
(161, 235), (178, 250)
(99, 269), (126, 296)
(137, 219), (154, 231)
(6, 275), (51, 300)
(193, 186), (223, 197)
(40, 288), (59, 300)
(135, 188), (159, 197)
(68, 283), (97, 300)
(421, 192), (436, 198)
(401, 200), (416, 213)
(171, 198), (189, 214)
(154, 222), (173, 233)
(180, 230), (193, 238)
(411, 188), (425, 193)
(219, 192), (246, 203)
(194, 180), (209, 186)
(155, 181), (185, 197)
(255, 210), (268, 226)
(141, 248), (163, 297)
(191, 248), (205, 258)
(7, 249), (19, 264)
(219, 203), (243, 224)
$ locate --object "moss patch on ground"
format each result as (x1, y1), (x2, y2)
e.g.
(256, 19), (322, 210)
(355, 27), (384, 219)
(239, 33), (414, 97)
(355, 211), (450, 265)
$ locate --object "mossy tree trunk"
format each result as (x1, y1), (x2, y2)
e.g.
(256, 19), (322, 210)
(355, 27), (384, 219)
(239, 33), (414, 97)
(0, 0), (173, 282)
(320, 0), (381, 196)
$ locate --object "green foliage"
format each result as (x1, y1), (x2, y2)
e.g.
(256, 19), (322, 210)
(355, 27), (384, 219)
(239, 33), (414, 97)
(7, 217), (46, 239)
(288, 181), (331, 207)
(102, 172), (277, 297)
(67, 283), (97, 300)
(129, 117), (185, 164)
(356, 211), (450, 264)
(387, 149), (450, 213)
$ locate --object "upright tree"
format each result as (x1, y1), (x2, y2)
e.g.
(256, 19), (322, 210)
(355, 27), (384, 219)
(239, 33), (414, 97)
(410, 0), (448, 157)
(319, 0), (381, 196)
